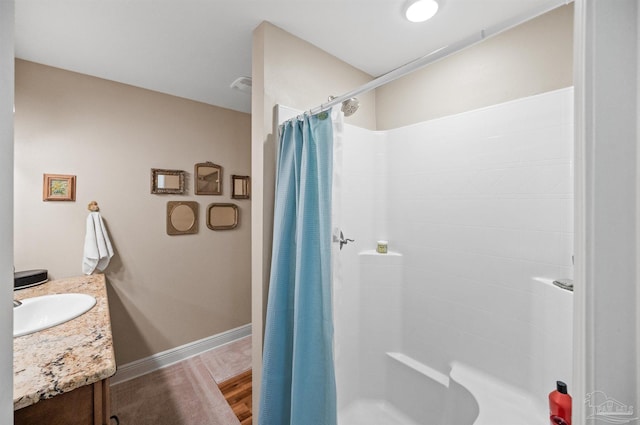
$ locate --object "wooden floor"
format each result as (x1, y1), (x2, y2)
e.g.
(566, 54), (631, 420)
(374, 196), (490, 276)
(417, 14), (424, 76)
(219, 370), (252, 425)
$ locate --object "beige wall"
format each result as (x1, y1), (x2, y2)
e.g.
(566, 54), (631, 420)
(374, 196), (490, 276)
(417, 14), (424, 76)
(251, 21), (375, 418)
(376, 3), (574, 129)
(14, 60), (251, 365)
(255, 23), (377, 131)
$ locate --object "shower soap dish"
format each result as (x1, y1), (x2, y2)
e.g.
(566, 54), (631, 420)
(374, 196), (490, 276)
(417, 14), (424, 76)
(552, 278), (573, 292)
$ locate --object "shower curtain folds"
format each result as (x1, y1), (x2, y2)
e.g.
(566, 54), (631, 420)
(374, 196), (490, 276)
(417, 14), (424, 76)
(259, 112), (337, 425)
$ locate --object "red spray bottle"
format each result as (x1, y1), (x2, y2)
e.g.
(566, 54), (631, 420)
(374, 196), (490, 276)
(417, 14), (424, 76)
(549, 381), (572, 425)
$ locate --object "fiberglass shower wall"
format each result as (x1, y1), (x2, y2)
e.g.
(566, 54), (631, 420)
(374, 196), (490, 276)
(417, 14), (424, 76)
(334, 87), (574, 409)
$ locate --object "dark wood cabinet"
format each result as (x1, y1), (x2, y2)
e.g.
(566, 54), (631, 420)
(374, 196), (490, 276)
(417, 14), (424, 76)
(15, 378), (111, 425)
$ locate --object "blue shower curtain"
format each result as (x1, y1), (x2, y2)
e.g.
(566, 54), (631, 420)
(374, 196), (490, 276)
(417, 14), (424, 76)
(259, 111), (337, 425)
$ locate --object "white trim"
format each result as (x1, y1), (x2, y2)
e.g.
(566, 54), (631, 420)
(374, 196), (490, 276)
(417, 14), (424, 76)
(276, 104), (300, 125)
(110, 324), (251, 385)
(575, 0), (640, 420)
(572, 1), (587, 423)
(0, 0), (14, 421)
(637, 2), (640, 415)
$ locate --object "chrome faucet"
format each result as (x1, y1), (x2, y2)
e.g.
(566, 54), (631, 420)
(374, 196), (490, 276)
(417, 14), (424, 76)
(334, 230), (355, 250)
(13, 300), (22, 308)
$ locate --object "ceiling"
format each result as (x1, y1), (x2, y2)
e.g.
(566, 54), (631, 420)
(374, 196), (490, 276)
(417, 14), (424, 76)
(15, 0), (567, 114)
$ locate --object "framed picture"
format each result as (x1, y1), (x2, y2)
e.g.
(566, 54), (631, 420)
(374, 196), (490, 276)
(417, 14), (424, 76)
(195, 162), (222, 195)
(206, 203), (238, 230)
(167, 201), (199, 235)
(151, 168), (186, 195)
(231, 175), (250, 199)
(43, 174), (76, 201)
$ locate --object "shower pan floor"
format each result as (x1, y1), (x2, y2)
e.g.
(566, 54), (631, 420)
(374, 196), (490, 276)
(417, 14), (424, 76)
(338, 399), (420, 425)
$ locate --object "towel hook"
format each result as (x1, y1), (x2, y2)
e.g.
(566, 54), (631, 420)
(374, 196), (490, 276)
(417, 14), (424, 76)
(88, 201), (100, 212)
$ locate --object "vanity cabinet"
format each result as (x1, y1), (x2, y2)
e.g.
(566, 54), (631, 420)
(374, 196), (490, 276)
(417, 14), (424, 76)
(13, 275), (116, 425)
(15, 379), (111, 425)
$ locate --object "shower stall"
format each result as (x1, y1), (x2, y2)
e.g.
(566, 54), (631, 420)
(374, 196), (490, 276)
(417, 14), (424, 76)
(329, 87), (574, 424)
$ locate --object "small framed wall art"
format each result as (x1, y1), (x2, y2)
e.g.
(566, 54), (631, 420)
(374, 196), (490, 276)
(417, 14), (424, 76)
(195, 162), (222, 195)
(167, 201), (199, 235)
(231, 175), (250, 199)
(43, 174), (76, 201)
(151, 168), (186, 195)
(206, 203), (238, 230)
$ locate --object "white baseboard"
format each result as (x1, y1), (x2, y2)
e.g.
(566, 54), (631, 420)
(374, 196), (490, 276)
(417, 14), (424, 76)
(110, 323), (251, 385)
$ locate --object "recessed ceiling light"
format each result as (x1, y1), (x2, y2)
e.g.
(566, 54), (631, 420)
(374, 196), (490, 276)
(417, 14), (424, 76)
(405, 0), (439, 23)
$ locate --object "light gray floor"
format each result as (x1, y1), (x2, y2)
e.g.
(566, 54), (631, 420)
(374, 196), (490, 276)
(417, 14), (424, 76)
(111, 336), (251, 425)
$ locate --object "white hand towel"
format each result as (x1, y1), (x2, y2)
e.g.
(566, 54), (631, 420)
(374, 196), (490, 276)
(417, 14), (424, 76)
(82, 212), (114, 275)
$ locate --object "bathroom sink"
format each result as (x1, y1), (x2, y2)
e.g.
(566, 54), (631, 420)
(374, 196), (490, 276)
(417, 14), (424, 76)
(14, 293), (96, 337)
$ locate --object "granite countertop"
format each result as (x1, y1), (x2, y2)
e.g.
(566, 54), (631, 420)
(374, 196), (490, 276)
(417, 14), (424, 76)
(13, 274), (116, 411)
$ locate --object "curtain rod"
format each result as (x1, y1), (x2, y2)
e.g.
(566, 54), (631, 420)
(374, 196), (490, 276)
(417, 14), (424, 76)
(308, 0), (572, 116)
